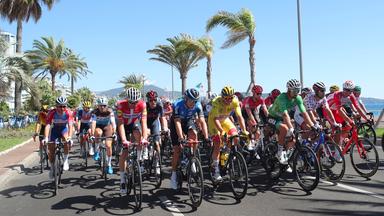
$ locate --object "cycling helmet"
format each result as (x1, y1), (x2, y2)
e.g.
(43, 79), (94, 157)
(82, 101), (92, 108)
(184, 88), (200, 101)
(56, 96), (67, 105)
(146, 90), (158, 99)
(96, 97), (108, 106)
(313, 81), (326, 91)
(343, 80), (355, 90)
(286, 79), (301, 90)
(271, 89), (281, 98)
(221, 86), (235, 97)
(234, 92), (244, 101)
(252, 85), (263, 94)
(41, 105), (49, 111)
(301, 87), (312, 94)
(126, 87), (142, 102)
(329, 85), (339, 93)
(208, 92), (217, 100)
(354, 85), (362, 93)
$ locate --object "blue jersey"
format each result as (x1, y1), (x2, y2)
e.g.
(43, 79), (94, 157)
(172, 99), (204, 120)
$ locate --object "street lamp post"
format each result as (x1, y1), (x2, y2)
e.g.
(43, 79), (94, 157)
(297, 0), (304, 89)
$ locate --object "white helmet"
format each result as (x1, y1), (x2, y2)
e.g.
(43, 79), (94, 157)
(126, 87), (141, 102)
(343, 80), (355, 90)
(56, 96), (68, 105)
(286, 79), (301, 90)
(96, 97), (108, 106)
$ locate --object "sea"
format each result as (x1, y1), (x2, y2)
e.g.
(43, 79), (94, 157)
(365, 102), (384, 117)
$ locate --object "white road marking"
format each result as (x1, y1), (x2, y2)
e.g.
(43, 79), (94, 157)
(159, 196), (184, 216)
(320, 179), (384, 200)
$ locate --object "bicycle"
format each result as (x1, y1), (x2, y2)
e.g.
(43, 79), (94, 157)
(122, 140), (143, 211)
(143, 134), (162, 188)
(48, 138), (66, 196)
(92, 135), (115, 183)
(79, 129), (90, 168)
(160, 130), (172, 161)
(210, 134), (249, 200)
(38, 135), (49, 173)
(265, 127), (320, 192)
(357, 112), (376, 145)
(336, 119), (379, 178)
(303, 126), (345, 182)
(176, 139), (204, 208)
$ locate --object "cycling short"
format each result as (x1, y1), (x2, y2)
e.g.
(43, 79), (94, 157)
(123, 122), (142, 139)
(96, 124), (113, 137)
(170, 118), (197, 146)
(208, 117), (237, 136)
(148, 119), (160, 142)
(79, 123), (90, 134)
(331, 109), (345, 124)
(50, 126), (68, 142)
(267, 116), (283, 130)
(39, 125), (46, 137)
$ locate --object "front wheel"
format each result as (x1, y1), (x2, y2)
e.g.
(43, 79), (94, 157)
(350, 138), (379, 178)
(358, 123), (377, 145)
(187, 157), (204, 208)
(152, 150), (162, 189)
(293, 146), (320, 192)
(228, 151), (248, 200)
(319, 141), (345, 182)
(131, 159), (142, 210)
(262, 142), (283, 181)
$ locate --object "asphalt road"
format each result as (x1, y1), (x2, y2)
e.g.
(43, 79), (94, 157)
(1, 142), (384, 216)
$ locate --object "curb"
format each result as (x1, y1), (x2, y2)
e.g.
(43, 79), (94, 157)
(0, 138), (33, 156)
(0, 148), (39, 190)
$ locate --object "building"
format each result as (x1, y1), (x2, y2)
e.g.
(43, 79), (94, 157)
(0, 31), (16, 58)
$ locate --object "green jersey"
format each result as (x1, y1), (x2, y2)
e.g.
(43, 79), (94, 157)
(268, 93), (306, 119)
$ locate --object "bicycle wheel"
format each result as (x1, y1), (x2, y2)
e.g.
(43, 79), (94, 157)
(358, 123), (376, 145)
(293, 145), (320, 192)
(228, 151), (248, 200)
(101, 148), (107, 182)
(152, 150), (162, 189)
(131, 159), (142, 210)
(350, 138), (379, 178)
(53, 153), (60, 195)
(187, 157), (204, 207)
(39, 147), (44, 173)
(262, 142), (283, 181)
(319, 141), (345, 182)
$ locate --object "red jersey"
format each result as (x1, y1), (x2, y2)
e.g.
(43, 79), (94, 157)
(243, 96), (265, 110)
(327, 91), (359, 111)
(116, 100), (147, 125)
(46, 108), (73, 126)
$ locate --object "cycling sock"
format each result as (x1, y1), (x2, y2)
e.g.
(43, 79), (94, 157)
(213, 160), (219, 172)
(137, 149), (142, 161)
(95, 143), (100, 151)
(120, 171), (126, 183)
(171, 171), (176, 179)
(107, 156), (112, 166)
(64, 154), (69, 161)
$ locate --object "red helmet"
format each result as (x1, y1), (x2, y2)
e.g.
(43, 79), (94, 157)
(252, 85), (263, 94)
(234, 92), (244, 101)
(271, 89), (281, 98)
(146, 90), (158, 99)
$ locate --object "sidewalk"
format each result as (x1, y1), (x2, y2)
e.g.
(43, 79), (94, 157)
(0, 139), (39, 189)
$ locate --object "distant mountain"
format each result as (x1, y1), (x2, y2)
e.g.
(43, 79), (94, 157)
(95, 84), (182, 99)
(361, 97), (384, 104)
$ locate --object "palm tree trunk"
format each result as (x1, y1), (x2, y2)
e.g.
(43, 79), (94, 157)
(206, 57), (212, 94)
(180, 72), (187, 94)
(51, 72), (56, 92)
(14, 19), (23, 113)
(71, 75), (74, 94)
(249, 36), (256, 84)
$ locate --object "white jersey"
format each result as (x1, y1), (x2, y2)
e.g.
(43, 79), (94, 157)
(304, 92), (329, 111)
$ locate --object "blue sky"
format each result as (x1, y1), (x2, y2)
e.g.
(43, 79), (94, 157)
(1, 0), (383, 98)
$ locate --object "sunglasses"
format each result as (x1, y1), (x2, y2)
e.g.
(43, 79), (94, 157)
(99, 105), (107, 108)
(57, 105), (66, 108)
(223, 96), (234, 101)
(254, 93), (262, 96)
(318, 89), (325, 93)
(187, 98), (197, 104)
(149, 99), (157, 102)
(290, 89), (300, 94)
(343, 89), (352, 92)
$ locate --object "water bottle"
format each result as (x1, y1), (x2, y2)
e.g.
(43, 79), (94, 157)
(220, 146), (229, 166)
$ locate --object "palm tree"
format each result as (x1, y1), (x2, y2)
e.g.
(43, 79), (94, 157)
(181, 36), (214, 94)
(119, 74), (144, 90)
(26, 36), (89, 92)
(206, 8), (256, 93)
(65, 49), (90, 94)
(147, 34), (204, 93)
(0, 0), (57, 112)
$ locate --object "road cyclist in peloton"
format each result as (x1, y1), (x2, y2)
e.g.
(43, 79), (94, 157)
(77, 101), (94, 157)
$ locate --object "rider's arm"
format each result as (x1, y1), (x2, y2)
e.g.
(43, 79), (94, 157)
(160, 116), (168, 131)
(174, 118), (184, 140)
(198, 116), (209, 139)
(118, 120), (127, 142)
(338, 107), (354, 125)
(324, 106), (338, 126)
(359, 100), (368, 114)
(141, 114), (148, 140)
(350, 96), (368, 121)
(44, 124), (51, 141)
(261, 104), (269, 118)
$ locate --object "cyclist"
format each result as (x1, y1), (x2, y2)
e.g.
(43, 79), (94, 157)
(43, 96), (74, 177)
(294, 82), (340, 130)
(169, 88), (209, 189)
(327, 80), (370, 146)
(268, 79), (317, 164)
(352, 85), (369, 114)
(326, 84), (340, 97)
(33, 104), (49, 152)
(90, 97), (116, 174)
(162, 98), (173, 122)
(77, 101), (93, 156)
(208, 86), (249, 181)
(116, 87), (148, 193)
(243, 85), (268, 127)
(265, 88), (281, 108)
(146, 90), (168, 167)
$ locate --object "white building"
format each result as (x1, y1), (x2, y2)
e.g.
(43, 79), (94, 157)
(0, 31), (16, 57)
